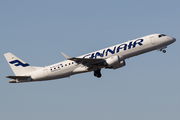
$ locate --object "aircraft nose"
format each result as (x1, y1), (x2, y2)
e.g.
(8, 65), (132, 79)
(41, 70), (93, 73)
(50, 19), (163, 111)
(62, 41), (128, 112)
(173, 38), (176, 42)
(171, 37), (176, 43)
(168, 36), (176, 43)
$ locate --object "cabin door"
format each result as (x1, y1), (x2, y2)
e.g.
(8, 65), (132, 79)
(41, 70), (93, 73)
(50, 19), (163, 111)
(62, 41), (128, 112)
(150, 36), (155, 45)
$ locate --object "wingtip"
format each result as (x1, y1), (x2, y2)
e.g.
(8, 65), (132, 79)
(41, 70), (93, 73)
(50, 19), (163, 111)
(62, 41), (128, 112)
(61, 52), (72, 60)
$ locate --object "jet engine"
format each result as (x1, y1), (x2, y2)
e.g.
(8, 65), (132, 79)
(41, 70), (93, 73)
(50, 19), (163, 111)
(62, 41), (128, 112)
(105, 55), (126, 69)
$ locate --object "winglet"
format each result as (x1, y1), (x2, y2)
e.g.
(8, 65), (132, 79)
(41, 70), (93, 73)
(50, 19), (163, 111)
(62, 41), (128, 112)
(61, 52), (73, 60)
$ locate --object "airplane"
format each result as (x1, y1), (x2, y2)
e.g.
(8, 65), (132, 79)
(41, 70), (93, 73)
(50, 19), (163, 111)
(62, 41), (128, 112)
(4, 33), (176, 83)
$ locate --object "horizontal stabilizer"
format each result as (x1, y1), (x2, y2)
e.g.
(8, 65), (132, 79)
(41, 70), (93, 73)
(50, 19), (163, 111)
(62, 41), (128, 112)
(6, 76), (31, 79)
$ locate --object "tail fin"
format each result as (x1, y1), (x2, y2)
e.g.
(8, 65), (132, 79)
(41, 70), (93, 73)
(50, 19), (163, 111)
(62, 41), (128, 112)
(4, 52), (36, 76)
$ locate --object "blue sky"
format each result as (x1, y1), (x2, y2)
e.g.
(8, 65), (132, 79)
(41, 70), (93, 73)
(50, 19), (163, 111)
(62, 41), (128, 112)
(0, 0), (180, 120)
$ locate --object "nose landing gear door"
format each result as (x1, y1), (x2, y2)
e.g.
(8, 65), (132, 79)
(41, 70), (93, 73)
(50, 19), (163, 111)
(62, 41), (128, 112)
(150, 36), (155, 45)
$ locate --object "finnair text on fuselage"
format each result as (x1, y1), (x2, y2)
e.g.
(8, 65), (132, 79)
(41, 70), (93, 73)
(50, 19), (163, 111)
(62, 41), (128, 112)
(83, 39), (144, 59)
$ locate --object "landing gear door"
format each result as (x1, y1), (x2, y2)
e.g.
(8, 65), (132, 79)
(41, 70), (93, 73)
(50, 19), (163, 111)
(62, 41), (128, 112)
(150, 36), (155, 45)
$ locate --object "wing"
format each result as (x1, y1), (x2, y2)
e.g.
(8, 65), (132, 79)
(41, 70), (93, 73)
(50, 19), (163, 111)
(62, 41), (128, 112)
(61, 52), (105, 65)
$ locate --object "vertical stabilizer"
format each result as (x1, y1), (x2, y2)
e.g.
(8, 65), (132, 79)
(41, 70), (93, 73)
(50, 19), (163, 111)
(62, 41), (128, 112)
(4, 52), (35, 76)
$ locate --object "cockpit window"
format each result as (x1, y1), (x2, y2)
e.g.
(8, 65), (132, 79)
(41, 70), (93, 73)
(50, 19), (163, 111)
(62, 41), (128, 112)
(158, 34), (166, 38)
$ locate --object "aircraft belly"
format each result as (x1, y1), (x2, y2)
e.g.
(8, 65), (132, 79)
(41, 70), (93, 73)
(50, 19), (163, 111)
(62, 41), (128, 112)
(73, 66), (89, 73)
(47, 67), (75, 80)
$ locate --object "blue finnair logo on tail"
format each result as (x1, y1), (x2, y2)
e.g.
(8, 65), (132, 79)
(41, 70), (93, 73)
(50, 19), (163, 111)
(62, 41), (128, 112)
(9, 60), (30, 67)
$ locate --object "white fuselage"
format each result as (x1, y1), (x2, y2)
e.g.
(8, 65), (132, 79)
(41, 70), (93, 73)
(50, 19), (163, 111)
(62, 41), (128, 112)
(26, 34), (176, 82)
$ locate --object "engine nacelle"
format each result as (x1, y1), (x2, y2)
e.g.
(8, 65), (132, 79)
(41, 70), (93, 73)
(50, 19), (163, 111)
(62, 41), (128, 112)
(105, 55), (120, 67)
(112, 60), (125, 69)
(105, 55), (126, 69)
